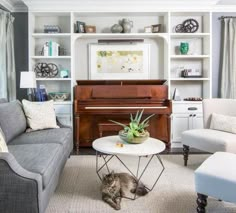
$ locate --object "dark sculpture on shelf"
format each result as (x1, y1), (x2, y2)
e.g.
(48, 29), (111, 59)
(34, 62), (58, 78)
(175, 18), (199, 33)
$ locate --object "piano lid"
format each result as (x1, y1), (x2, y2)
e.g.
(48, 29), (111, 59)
(76, 79), (167, 85)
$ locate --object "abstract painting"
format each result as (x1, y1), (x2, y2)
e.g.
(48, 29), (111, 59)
(89, 43), (150, 79)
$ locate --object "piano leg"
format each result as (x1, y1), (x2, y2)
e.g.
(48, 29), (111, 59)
(75, 116), (80, 154)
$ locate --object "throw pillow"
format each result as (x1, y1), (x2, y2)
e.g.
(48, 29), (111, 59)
(22, 100), (59, 131)
(210, 113), (236, 134)
(0, 128), (8, 152)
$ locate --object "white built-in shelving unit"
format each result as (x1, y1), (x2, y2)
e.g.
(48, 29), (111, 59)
(169, 12), (211, 147)
(28, 11), (212, 145)
(29, 12), (72, 126)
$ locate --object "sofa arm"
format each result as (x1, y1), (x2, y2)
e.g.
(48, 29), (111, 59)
(0, 152), (43, 213)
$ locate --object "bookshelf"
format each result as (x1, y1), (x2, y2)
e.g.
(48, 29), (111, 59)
(28, 11), (212, 143)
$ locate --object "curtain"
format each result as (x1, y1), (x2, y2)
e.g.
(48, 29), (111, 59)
(0, 10), (16, 101)
(220, 18), (236, 98)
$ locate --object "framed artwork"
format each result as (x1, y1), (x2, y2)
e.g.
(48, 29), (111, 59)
(89, 43), (150, 80)
(76, 21), (86, 33)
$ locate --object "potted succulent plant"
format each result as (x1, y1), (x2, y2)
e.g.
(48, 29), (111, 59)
(109, 109), (154, 144)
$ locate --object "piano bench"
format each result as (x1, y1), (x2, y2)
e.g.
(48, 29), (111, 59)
(98, 122), (129, 138)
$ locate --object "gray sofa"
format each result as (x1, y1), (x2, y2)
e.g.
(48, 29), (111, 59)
(0, 99), (73, 213)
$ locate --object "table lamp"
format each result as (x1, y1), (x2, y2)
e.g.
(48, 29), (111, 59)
(20, 71), (37, 101)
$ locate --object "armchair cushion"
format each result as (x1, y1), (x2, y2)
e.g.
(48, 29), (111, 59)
(195, 152), (236, 203)
(182, 129), (236, 153)
(210, 113), (236, 134)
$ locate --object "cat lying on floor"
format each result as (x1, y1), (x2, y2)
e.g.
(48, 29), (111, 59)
(101, 171), (148, 210)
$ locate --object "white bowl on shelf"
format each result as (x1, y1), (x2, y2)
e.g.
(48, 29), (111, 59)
(48, 92), (69, 102)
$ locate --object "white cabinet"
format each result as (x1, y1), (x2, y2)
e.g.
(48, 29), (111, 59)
(169, 12), (211, 147)
(169, 12), (211, 101)
(27, 11), (212, 133)
(29, 12), (73, 126)
(192, 114), (203, 129)
(172, 113), (203, 141)
(171, 102), (203, 147)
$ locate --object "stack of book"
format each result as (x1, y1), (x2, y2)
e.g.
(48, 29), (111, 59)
(43, 41), (60, 56)
(35, 85), (48, 102)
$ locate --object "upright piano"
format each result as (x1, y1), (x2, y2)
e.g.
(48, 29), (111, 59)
(74, 80), (172, 152)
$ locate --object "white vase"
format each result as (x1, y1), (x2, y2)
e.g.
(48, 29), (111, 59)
(122, 19), (133, 33)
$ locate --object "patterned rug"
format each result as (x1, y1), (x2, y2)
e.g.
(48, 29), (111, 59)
(46, 154), (236, 213)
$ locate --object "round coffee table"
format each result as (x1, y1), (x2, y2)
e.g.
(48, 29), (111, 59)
(92, 135), (165, 199)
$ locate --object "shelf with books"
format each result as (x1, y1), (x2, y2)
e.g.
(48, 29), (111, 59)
(29, 11), (73, 126)
(30, 12), (71, 34)
(32, 37), (71, 57)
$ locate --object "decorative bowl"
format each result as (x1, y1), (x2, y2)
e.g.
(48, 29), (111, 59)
(48, 92), (69, 102)
(118, 130), (149, 144)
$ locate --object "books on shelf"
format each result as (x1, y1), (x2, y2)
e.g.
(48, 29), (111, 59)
(35, 85), (48, 102)
(43, 41), (60, 56)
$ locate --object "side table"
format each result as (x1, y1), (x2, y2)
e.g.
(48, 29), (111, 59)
(92, 135), (166, 199)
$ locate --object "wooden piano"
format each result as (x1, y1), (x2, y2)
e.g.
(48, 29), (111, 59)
(74, 80), (172, 152)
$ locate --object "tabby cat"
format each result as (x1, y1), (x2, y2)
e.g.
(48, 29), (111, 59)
(101, 171), (148, 210)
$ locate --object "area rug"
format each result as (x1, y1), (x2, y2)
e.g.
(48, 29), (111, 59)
(46, 154), (236, 213)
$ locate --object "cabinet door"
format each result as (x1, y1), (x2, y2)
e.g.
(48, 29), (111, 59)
(172, 114), (191, 142)
(192, 114), (203, 129)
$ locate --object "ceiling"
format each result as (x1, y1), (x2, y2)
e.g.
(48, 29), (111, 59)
(1, 0), (236, 12)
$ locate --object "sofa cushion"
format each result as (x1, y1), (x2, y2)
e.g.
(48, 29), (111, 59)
(0, 101), (27, 143)
(182, 128), (236, 153)
(22, 100), (59, 131)
(210, 113), (236, 134)
(9, 128), (72, 149)
(8, 143), (63, 189)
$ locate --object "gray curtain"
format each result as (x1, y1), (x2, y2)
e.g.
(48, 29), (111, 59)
(220, 18), (236, 98)
(0, 9), (16, 101)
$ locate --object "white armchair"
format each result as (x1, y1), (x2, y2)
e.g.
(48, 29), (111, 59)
(182, 99), (236, 166)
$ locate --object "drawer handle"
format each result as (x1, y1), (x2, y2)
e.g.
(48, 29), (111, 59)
(188, 107), (197, 111)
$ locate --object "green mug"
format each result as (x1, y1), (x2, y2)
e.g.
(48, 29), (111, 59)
(180, 42), (189, 55)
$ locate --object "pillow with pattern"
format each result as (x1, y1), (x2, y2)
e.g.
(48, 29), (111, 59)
(22, 99), (59, 131)
(210, 113), (236, 134)
(0, 128), (8, 152)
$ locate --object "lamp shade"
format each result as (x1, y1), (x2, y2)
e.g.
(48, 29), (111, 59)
(20, 71), (36, 88)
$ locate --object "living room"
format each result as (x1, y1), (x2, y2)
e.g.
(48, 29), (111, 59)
(1, 0), (236, 212)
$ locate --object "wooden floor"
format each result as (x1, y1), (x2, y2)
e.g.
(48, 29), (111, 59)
(73, 147), (208, 155)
